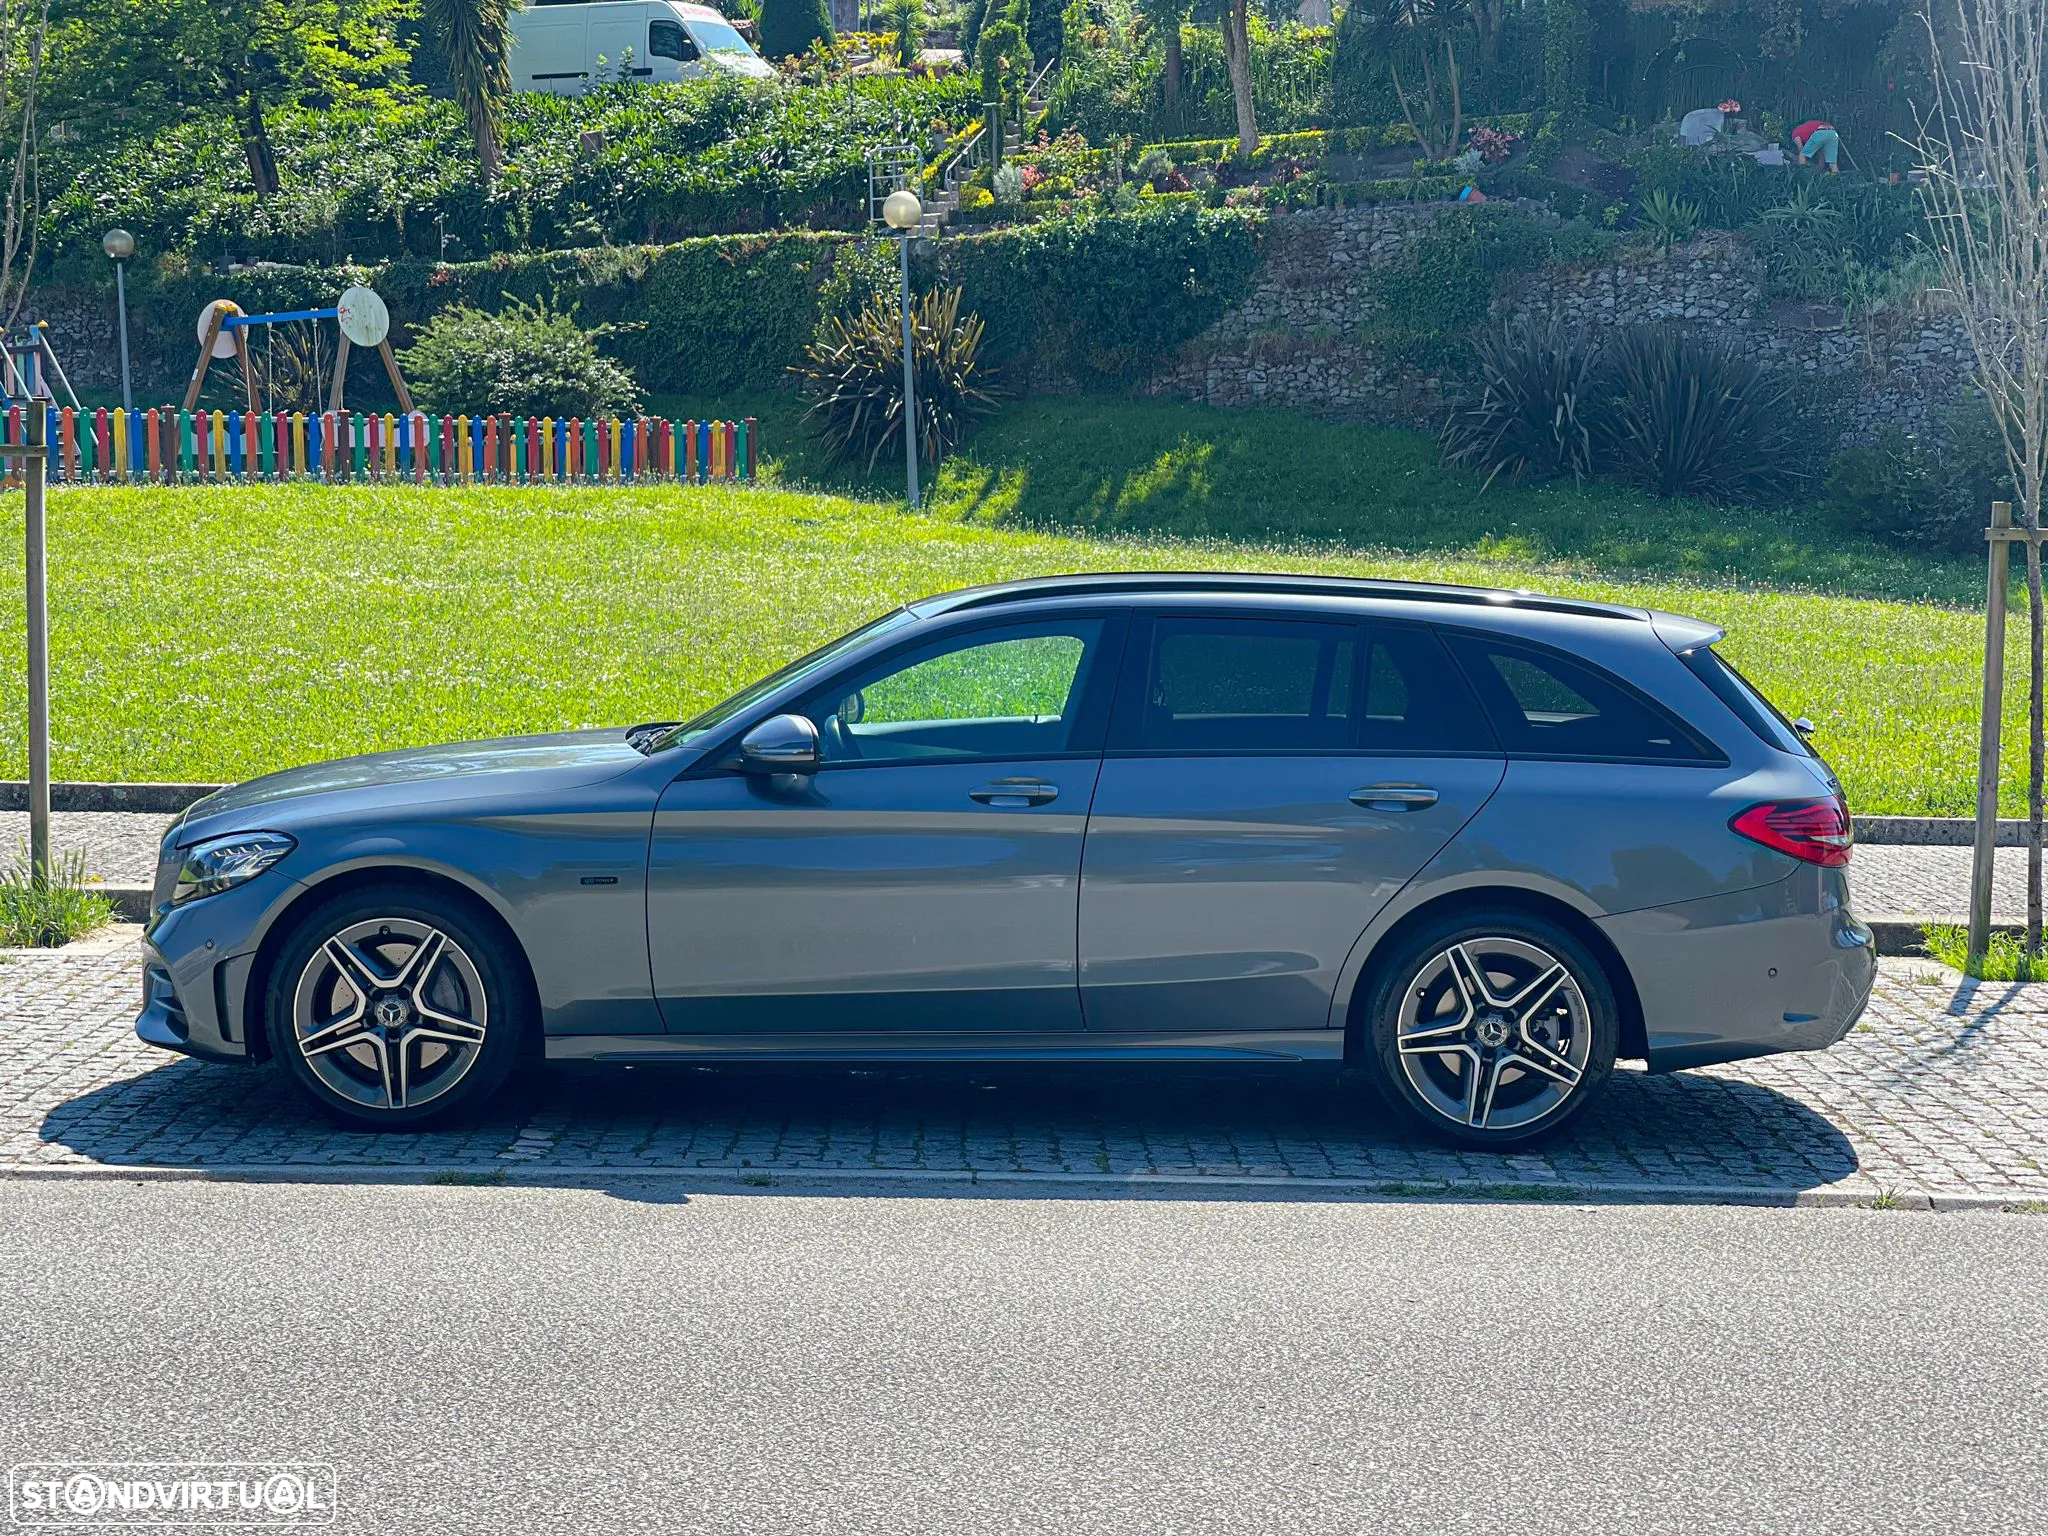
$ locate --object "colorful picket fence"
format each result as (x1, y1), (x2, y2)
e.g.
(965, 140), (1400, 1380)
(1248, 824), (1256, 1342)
(0, 405), (757, 486)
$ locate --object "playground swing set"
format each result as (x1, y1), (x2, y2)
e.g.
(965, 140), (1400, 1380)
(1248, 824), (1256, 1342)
(0, 285), (757, 487)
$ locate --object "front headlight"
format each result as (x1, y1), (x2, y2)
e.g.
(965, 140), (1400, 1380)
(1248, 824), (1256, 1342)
(172, 831), (297, 906)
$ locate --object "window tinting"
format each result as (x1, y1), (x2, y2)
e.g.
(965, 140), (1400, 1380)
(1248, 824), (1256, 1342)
(805, 622), (1103, 765)
(1682, 646), (1809, 757)
(1442, 631), (1721, 761)
(1134, 619), (1359, 751)
(1360, 626), (1496, 753)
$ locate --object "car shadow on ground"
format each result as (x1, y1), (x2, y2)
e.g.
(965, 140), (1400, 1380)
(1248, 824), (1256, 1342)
(30, 1052), (1862, 1203)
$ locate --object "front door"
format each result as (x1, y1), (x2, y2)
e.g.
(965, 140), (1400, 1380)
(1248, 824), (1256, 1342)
(1078, 614), (1505, 1033)
(649, 615), (1124, 1033)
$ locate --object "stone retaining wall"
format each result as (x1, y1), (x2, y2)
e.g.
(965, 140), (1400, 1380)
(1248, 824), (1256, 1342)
(1150, 203), (1975, 442)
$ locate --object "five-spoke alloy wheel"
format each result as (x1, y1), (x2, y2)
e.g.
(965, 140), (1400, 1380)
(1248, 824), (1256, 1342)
(266, 888), (526, 1128)
(1363, 911), (1618, 1149)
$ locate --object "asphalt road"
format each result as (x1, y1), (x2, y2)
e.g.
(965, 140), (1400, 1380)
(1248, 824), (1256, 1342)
(1, 1179), (2044, 1535)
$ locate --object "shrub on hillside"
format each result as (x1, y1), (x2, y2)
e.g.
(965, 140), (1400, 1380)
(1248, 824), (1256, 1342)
(1825, 402), (2013, 555)
(1441, 320), (1598, 486)
(759, 0), (836, 59)
(796, 286), (1001, 469)
(404, 297), (643, 417)
(1591, 328), (1808, 503)
(947, 203), (1264, 381)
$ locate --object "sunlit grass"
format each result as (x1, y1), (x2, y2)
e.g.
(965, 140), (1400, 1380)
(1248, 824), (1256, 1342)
(0, 478), (2025, 816)
(1922, 922), (2047, 982)
(0, 848), (116, 948)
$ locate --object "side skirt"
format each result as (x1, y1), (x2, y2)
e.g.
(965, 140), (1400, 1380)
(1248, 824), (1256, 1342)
(545, 1030), (1346, 1065)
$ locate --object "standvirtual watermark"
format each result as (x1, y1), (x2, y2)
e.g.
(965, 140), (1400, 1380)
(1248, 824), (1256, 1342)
(9, 1465), (337, 1528)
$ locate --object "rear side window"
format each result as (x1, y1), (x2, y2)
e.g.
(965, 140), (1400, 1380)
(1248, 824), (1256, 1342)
(1441, 631), (1723, 763)
(1681, 646), (1811, 757)
(1129, 617), (1359, 751)
(1359, 625), (1497, 753)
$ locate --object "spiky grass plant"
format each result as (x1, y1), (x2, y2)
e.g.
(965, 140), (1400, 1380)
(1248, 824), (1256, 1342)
(796, 285), (1001, 472)
(0, 848), (116, 949)
(1441, 320), (1599, 488)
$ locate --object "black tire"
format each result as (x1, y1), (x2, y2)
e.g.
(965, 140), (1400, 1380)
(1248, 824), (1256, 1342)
(1360, 909), (1619, 1150)
(265, 884), (529, 1130)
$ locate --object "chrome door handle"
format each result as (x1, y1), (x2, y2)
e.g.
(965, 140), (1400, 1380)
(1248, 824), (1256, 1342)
(1350, 784), (1439, 811)
(970, 779), (1059, 807)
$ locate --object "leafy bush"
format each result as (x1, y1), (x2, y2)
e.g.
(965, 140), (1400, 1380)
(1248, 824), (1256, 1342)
(1825, 402), (2015, 555)
(759, 0), (836, 60)
(796, 286), (1001, 469)
(403, 297), (644, 417)
(1591, 328), (1808, 503)
(946, 203), (1265, 381)
(1441, 320), (1598, 487)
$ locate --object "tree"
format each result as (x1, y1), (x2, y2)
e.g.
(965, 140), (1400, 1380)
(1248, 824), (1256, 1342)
(419, 0), (511, 181)
(1919, 0), (2048, 962)
(1222, 0), (1255, 158)
(1543, 0), (1588, 128)
(0, 0), (50, 332)
(42, 0), (409, 196)
(758, 0), (835, 60)
(1136, 0), (1190, 126)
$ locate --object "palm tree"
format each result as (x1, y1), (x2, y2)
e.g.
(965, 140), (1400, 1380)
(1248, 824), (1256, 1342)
(422, 0), (513, 181)
(1222, 0), (1255, 157)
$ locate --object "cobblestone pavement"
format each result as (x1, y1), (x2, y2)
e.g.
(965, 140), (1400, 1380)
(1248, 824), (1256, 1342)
(2, 938), (2043, 1204)
(0, 811), (169, 886)
(2, 810), (2022, 922)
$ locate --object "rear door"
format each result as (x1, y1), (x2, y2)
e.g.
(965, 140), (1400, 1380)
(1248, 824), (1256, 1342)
(1078, 613), (1505, 1033)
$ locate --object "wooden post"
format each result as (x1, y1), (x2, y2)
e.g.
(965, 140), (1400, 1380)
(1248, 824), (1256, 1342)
(376, 339), (414, 413)
(1970, 499), (2014, 962)
(183, 306), (228, 412)
(328, 335), (351, 416)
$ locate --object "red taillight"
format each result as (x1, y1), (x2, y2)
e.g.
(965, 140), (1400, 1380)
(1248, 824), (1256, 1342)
(1729, 796), (1854, 867)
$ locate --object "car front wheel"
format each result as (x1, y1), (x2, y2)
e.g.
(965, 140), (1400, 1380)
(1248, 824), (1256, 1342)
(265, 887), (526, 1129)
(1362, 911), (1618, 1150)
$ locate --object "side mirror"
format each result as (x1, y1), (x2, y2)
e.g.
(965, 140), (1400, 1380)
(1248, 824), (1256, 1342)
(1793, 717), (1816, 738)
(737, 713), (820, 774)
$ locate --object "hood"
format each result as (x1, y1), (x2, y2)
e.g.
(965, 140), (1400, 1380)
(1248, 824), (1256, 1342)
(173, 729), (648, 842)
(716, 52), (777, 78)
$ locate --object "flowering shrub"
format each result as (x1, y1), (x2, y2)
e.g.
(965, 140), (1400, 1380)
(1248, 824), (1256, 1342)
(1468, 125), (1517, 165)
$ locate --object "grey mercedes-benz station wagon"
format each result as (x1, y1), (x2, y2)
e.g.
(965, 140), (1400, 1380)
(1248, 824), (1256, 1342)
(136, 573), (1873, 1148)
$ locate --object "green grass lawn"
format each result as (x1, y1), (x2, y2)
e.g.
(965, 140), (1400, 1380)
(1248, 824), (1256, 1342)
(0, 478), (2026, 816)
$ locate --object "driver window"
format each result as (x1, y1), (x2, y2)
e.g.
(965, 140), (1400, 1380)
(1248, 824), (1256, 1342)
(649, 18), (696, 59)
(806, 621), (1104, 766)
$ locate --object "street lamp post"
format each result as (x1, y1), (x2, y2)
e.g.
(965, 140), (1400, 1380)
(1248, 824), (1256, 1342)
(882, 188), (923, 509)
(102, 228), (135, 412)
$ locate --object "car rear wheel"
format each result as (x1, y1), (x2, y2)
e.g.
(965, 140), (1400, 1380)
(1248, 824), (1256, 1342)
(265, 887), (527, 1129)
(1361, 911), (1618, 1150)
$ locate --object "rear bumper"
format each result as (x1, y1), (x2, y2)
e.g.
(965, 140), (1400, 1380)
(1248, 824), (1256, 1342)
(1598, 864), (1874, 1073)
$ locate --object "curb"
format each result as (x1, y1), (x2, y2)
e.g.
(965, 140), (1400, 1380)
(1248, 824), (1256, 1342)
(0, 1160), (2043, 1212)
(0, 781), (223, 814)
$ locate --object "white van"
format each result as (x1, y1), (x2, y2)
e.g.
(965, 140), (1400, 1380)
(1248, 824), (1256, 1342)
(509, 0), (776, 94)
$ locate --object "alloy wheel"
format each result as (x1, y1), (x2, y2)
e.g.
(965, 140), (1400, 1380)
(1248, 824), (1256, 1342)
(1394, 936), (1594, 1134)
(291, 917), (490, 1113)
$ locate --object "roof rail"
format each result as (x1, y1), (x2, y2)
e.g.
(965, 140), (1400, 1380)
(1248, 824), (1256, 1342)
(915, 572), (1649, 623)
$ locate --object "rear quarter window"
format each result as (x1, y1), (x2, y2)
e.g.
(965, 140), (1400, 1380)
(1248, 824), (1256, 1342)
(1681, 645), (1812, 757)
(1440, 630), (1725, 764)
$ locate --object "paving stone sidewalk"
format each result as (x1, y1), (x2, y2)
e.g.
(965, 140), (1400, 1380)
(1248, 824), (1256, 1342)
(0, 810), (2026, 923)
(2, 937), (2043, 1205)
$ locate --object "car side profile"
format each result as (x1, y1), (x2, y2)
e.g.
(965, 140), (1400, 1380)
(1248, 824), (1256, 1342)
(136, 574), (1874, 1148)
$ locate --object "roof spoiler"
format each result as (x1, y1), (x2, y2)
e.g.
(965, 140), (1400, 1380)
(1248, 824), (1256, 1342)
(1649, 610), (1726, 654)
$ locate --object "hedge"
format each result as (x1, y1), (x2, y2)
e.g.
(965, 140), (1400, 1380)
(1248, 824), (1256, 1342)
(944, 203), (1267, 383)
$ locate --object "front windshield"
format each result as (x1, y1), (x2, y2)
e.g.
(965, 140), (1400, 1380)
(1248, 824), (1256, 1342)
(685, 17), (755, 54)
(646, 607), (918, 752)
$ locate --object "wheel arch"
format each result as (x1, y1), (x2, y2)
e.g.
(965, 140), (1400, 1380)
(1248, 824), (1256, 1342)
(1340, 886), (1648, 1065)
(241, 864), (544, 1063)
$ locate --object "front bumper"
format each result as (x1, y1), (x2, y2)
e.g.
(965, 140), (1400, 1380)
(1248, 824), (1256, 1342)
(133, 867), (301, 1064)
(1598, 863), (1875, 1073)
